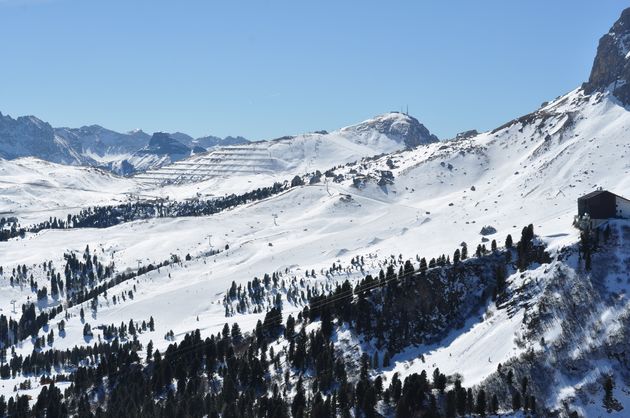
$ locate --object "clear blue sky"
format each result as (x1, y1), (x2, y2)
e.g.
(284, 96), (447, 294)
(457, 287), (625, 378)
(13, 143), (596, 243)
(0, 0), (625, 140)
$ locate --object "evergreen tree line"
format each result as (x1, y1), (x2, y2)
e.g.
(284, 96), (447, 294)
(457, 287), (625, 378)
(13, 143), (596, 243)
(0, 181), (291, 242)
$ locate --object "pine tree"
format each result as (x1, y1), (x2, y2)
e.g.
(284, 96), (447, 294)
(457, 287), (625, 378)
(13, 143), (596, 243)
(490, 393), (498, 415)
(82, 323), (92, 337)
(521, 376), (528, 396)
(455, 382), (466, 416)
(146, 340), (153, 361)
(231, 323), (242, 342)
(603, 375), (616, 411)
(291, 377), (306, 418)
(466, 388), (474, 414)
(383, 350), (390, 368)
(512, 390), (522, 411)
(444, 390), (457, 418)
(475, 389), (486, 416)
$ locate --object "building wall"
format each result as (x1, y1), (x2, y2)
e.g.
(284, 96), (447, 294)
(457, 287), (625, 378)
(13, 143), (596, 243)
(578, 192), (617, 218)
(616, 197), (630, 218)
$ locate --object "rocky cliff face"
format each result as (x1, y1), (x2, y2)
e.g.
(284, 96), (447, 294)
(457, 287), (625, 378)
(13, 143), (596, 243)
(55, 125), (151, 157)
(192, 135), (249, 149)
(142, 132), (191, 156)
(0, 112), (90, 165)
(584, 7), (630, 105)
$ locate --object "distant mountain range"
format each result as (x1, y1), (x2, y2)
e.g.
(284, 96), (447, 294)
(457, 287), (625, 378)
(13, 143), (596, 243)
(0, 111), (437, 177)
(0, 113), (249, 175)
(134, 112), (440, 186)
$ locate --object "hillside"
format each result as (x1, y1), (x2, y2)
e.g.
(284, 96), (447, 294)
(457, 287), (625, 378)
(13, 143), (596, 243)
(0, 6), (630, 418)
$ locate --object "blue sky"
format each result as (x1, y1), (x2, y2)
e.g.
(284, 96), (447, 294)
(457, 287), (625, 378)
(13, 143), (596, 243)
(0, 0), (625, 140)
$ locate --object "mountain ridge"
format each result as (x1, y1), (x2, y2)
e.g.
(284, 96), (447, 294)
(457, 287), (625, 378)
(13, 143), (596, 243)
(0, 110), (439, 177)
(0, 111), (250, 174)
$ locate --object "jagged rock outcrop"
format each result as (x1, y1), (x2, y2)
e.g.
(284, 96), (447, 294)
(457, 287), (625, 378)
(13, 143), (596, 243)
(0, 111), (249, 174)
(584, 7), (630, 104)
(192, 135), (249, 149)
(55, 125), (150, 157)
(342, 112), (439, 148)
(0, 112), (91, 165)
(142, 132), (191, 156)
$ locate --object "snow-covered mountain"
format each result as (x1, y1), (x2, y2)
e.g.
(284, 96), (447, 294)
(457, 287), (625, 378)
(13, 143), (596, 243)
(0, 109), (436, 179)
(192, 134), (249, 149)
(2, 7), (630, 418)
(54, 125), (151, 160)
(164, 131), (249, 149)
(0, 113), (92, 165)
(340, 111), (438, 148)
(136, 112), (438, 186)
(0, 113), (249, 175)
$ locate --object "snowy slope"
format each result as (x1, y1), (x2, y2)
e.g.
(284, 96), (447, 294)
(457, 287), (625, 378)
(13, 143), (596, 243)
(2, 9), (630, 415)
(0, 87), (626, 413)
(0, 157), (137, 224)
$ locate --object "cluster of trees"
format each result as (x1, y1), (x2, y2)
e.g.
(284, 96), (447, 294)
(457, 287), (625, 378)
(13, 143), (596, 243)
(65, 254), (179, 309)
(513, 224), (550, 271)
(0, 246), (114, 312)
(1, 337), (139, 381)
(223, 273), (332, 317)
(224, 275), (285, 316)
(0, 240), (175, 349)
(305, 249), (508, 352)
(0, 260), (64, 304)
(0, 216), (24, 241)
(100, 317), (155, 341)
(0, 304), (63, 348)
(0, 181), (291, 242)
(62, 246), (115, 300)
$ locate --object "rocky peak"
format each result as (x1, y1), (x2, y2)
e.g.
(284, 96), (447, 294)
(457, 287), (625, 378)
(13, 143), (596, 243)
(584, 7), (630, 104)
(144, 132), (191, 156)
(0, 112), (85, 163)
(343, 112), (438, 148)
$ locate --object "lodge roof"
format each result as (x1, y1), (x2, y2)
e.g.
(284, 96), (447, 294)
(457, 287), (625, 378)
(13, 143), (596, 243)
(578, 190), (630, 203)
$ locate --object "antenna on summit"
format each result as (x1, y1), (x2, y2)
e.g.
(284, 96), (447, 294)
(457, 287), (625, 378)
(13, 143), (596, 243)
(406, 105), (408, 115)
